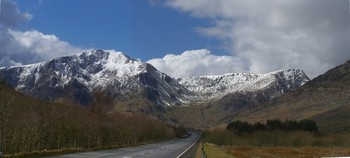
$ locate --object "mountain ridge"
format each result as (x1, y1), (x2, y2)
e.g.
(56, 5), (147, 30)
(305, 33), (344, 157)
(0, 49), (194, 107)
(0, 49), (309, 114)
(230, 58), (350, 133)
(178, 68), (309, 101)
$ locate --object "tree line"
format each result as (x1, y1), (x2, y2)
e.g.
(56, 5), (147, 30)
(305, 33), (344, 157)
(0, 83), (176, 156)
(227, 119), (319, 134)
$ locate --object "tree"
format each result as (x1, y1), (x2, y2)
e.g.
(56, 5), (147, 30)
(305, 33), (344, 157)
(253, 122), (266, 131)
(285, 120), (298, 131)
(0, 83), (15, 153)
(174, 125), (188, 138)
(226, 119), (319, 134)
(266, 119), (284, 130)
(227, 120), (253, 134)
(299, 119), (319, 133)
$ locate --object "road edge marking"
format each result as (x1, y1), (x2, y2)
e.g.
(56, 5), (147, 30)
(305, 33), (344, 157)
(176, 136), (200, 158)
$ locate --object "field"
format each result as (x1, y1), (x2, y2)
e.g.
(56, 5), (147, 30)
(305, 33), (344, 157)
(204, 143), (235, 158)
(198, 143), (350, 158)
(201, 127), (350, 158)
(225, 146), (350, 158)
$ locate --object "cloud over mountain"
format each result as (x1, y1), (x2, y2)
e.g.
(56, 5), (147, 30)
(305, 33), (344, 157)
(1, 0), (349, 80)
(0, 0), (32, 27)
(0, 0), (82, 67)
(147, 49), (246, 78)
(165, 0), (350, 78)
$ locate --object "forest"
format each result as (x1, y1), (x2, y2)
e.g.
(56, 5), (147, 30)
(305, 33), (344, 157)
(0, 83), (176, 156)
(226, 119), (319, 134)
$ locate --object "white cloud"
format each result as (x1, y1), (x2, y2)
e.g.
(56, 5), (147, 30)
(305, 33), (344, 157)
(147, 49), (246, 78)
(0, 28), (82, 67)
(0, 0), (32, 27)
(0, 0), (82, 67)
(8, 29), (82, 63)
(165, 0), (350, 78)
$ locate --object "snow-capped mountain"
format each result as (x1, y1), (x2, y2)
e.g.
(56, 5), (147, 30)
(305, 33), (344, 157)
(0, 49), (310, 110)
(0, 49), (194, 106)
(178, 69), (309, 101)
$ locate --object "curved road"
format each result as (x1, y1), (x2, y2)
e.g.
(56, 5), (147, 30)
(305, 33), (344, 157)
(49, 134), (199, 158)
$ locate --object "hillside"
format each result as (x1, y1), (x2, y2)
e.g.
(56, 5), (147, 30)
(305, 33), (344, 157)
(232, 59), (350, 133)
(0, 82), (175, 155)
(167, 69), (309, 128)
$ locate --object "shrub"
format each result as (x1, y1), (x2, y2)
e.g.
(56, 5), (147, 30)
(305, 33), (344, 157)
(226, 119), (319, 134)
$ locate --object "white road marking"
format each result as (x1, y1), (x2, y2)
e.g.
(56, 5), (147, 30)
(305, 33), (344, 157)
(95, 153), (115, 158)
(176, 136), (200, 158)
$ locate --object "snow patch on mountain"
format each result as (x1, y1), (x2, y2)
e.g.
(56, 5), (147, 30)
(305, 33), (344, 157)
(178, 69), (309, 100)
(0, 49), (310, 108)
(0, 49), (193, 106)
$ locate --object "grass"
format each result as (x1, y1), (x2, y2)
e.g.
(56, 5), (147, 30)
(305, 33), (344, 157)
(3, 148), (86, 158)
(3, 141), (159, 158)
(195, 141), (203, 158)
(203, 143), (235, 158)
(225, 146), (350, 158)
(203, 128), (350, 157)
(203, 128), (350, 147)
(200, 142), (350, 158)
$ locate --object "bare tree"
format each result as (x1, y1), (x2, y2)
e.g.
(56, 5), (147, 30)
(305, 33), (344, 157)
(0, 83), (15, 153)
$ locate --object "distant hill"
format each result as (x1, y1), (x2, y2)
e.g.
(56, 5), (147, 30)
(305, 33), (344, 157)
(232, 59), (350, 133)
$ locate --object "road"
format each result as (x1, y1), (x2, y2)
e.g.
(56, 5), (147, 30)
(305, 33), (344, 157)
(49, 134), (199, 158)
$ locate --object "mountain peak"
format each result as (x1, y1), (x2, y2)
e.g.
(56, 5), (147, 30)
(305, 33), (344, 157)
(78, 49), (134, 65)
(268, 68), (305, 75)
(0, 50), (309, 109)
(307, 58), (350, 85)
(178, 68), (309, 100)
(0, 50), (193, 106)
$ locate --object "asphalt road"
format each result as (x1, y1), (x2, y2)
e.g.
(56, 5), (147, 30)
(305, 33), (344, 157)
(49, 134), (199, 158)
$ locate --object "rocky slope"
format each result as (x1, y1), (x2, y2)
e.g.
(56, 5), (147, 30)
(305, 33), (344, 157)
(232, 59), (350, 133)
(0, 49), (194, 107)
(178, 69), (309, 101)
(168, 69), (309, 128)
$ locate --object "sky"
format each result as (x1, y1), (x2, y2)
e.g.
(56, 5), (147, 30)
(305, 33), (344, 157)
(0, 0), (350, 79)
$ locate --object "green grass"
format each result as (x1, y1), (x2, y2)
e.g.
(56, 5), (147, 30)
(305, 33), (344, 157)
(204, 143), (235, 158)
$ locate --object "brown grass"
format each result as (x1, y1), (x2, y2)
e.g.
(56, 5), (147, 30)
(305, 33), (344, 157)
(225, 146), (350, 158)
(204, 143), (235, 158)
(204, 128), (350, 147)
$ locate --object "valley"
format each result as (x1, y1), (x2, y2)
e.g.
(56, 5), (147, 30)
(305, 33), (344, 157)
(1, 0), (350, 157)
(0, 50), (310, 126)
(0, 50), (349, 157)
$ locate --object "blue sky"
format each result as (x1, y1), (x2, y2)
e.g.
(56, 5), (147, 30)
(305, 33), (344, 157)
(16, 0), (224, 60)
(1, 0), (349, 78)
